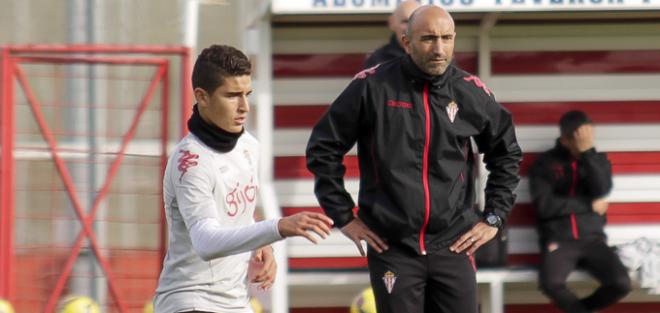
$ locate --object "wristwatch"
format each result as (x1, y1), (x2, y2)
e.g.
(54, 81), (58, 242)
(484, 213), (502, 228)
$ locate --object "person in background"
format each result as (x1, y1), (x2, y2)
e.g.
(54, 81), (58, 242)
(154, 44), (333, 313)
(529, 110), (631, 313)
(363, 0), (420, 68)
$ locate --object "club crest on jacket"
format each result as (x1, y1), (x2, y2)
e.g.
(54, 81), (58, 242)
(447, 101), (459, 123)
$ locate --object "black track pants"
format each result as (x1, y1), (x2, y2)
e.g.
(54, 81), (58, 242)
(539, 238), (631, 313)
(367, 244), (478, 313)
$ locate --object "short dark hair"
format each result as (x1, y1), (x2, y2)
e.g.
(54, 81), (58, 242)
(559, 110), (592, 137)
(192, 44), (251, 93)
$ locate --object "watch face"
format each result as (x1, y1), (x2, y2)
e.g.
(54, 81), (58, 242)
(486, 214), (500, 226)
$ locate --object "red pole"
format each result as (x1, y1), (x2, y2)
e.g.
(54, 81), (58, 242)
(0, 47), (16, 301)
(181, 47), (192, 137)
(159, 63), (170, 270)
(0, 47), (6, 299)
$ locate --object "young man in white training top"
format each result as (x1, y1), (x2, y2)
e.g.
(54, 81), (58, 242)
(154, 44), (334, 313)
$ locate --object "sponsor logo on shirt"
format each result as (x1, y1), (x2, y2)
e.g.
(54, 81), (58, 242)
(177, 150), (199, 182)
(225, 177), (258, 217)
(386, 100), (412, 109)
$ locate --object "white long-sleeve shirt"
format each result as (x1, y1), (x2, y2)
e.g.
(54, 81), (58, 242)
(154, 132), (282, 313)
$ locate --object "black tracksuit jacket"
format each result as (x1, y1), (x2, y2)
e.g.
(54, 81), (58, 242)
(529, 141), (612, 245)
(306, 56), (522, 255)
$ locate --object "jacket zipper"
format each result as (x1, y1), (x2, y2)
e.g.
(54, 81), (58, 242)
(569, 161), (579, 239)
(419, 82), (431, 255)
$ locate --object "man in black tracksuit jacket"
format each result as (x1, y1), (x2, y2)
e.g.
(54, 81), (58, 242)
(306, 6), (521, 313)
(529, 110), (631, 313)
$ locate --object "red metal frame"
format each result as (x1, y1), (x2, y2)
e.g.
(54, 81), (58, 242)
(160, 62), (170, 266)
(0, 48), (16, 301)
(0, 45), (192, 311)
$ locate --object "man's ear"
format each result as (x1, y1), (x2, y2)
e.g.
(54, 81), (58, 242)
(402, 34), (411, 54)
(194, 87), (209, 106)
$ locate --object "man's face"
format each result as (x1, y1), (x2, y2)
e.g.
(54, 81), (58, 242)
(196, 75), (252, 133)
(389, 2), (419, 47)
(403, 13), (456, 76)
(560, 123), (594, 156)
(392, 16), (410, 47)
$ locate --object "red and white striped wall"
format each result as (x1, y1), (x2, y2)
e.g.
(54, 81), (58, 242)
(270, 19), (660, 309)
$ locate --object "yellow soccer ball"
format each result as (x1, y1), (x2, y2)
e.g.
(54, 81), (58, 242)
(350, 287), (377, 313)
(143, 300), (154, 313)
(58, 295), (101, 313)
(0, 299), (15, 313)
(250, 297), (263, 313)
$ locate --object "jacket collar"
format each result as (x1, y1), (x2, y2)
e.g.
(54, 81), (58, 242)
(401, 54), (452, 87)
(188, 104), (243, 153)
(553, 138), (574, 159)
(386, 33), (406, 55)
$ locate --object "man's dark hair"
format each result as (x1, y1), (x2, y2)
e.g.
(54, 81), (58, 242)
(559, 110), (592, 138)
(192, 44), (251, 93)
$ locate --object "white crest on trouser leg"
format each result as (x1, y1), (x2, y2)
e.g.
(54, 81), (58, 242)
(382, 270), (397, 294)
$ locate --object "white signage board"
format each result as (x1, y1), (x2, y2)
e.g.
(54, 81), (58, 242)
(272, 0), (660, 14)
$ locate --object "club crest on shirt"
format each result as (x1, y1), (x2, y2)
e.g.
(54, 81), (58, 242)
(177, 150), (199, 182)
(382, 270), (397, 294)
(446, 101), (459, 123)
(243, 149), (252, 166)
(547, 242), (559, 253)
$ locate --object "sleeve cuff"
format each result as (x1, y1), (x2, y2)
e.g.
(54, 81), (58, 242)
(270, 218), (284, 240)
(579, 148), (597, 158)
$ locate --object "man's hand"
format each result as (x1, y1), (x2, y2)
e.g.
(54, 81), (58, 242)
(574, 124), (594, 153)
(249, 246), (276, 290)
(592, 198), (609, 216)
(340, 217), (388, 257)
(278, 212), (334, 244)
(450, 222), (498, 256)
